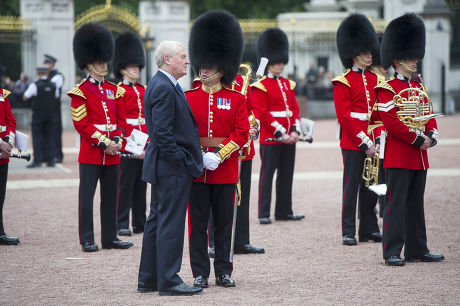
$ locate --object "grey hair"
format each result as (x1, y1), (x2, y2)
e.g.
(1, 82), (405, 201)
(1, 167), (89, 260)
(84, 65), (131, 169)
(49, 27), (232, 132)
(154, 41), (183, 68)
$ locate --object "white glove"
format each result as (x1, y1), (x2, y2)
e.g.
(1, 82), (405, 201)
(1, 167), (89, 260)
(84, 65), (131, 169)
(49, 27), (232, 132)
(203, 152), (221, 171)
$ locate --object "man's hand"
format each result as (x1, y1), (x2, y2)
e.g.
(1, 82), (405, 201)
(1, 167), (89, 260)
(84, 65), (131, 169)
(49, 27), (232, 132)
(0, 142), (12, 155)
(290, 131), (300, 144)
(375, 143), (380, 155)
(137, 150), (145, 160)
(104, 141), (119, 155)
(365, 145), (376, 157)
(249, 127), (258, 140)
(203, 152), (220, 171)
(420, 136), (433, 150)
(281, 133), (291, 144)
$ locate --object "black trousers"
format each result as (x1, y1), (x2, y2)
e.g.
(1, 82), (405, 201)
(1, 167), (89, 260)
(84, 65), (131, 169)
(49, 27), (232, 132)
(78, 163), (119, 244)
(117, 158), (147, 230)
(341, 149), (379, 237)
(138, 161), (193, 290)
(189, 182), (235, 277)
(0, 163), (8, 235)
(382, 168), (429, 259)
(55, 106), (63, 161)
(258, 144), (295, 219)
(378, 160), (385, 217)
(31, 110), (59, 163)
(208, 159), (253, 248)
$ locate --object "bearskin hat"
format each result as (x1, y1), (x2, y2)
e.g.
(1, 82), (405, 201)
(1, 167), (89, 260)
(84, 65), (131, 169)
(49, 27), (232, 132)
(380, 13), (425, 69)
(336, 13), (379, 69)
(256, 28), (289, 66)
(372, 32), (384, 67)
(73, 22), (114, 70)
(113, 32), (145, 79)
(189, 10), (243, 86)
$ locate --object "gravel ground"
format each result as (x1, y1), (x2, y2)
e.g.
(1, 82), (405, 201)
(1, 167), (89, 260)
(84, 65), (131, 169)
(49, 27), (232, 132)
(1, 115), (459, 305)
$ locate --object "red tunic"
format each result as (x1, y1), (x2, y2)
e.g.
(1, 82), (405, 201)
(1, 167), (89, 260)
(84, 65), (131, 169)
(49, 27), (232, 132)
(185, 83), (249, 184)
(0, 89), (16, 165)
(375, 74), (438, 170)
(251, 75), (300, 145)
(118, 81), (148, 152)
(332, 68), (378, 151)
(68, 78), (127, 165)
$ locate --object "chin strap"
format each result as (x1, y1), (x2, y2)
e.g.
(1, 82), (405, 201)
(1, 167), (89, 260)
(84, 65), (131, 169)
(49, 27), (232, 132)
(122, 69), (139, 80)
(399, 60), (417, 73)
(88, 64), (108, 76)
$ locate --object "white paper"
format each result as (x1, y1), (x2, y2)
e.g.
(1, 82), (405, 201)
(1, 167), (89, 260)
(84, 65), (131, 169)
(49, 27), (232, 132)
(300, 118), (315, 137)
(125, 129), (148, 155)
(14, 131), (29, 152)
(256, 57), (268, 77)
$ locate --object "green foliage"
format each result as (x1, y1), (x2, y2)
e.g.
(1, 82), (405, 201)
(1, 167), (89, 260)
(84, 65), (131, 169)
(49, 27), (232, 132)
(74, 0), (139, 16)
(189, 0), (307, 19)
(0, 0), (20, 16)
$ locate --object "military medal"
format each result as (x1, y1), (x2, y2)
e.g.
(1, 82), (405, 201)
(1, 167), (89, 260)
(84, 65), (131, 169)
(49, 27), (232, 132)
(225, 98), (231, 110)
(106, 89), (115, 100)
(217, 98), (222, 109)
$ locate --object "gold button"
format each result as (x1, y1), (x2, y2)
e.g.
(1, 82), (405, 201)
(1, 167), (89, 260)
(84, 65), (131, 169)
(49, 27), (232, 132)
(210, 130), (213, 133)
(210, 119), (213, 123)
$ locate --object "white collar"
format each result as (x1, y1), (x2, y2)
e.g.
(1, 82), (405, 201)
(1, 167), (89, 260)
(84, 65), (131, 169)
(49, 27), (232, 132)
(158, 69), (178, 86)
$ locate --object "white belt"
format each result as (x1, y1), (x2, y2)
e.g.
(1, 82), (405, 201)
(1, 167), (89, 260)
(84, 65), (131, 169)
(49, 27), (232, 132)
(0, 126), (6, 132)
(350, 112), (368, 121)
(126, 118), (146, 125)
(94, 124), (117, 132)
(270, 110), (292, 118)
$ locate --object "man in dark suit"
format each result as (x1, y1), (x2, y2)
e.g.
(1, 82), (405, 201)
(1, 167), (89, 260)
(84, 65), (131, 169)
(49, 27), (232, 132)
(137, 40), (203, 296)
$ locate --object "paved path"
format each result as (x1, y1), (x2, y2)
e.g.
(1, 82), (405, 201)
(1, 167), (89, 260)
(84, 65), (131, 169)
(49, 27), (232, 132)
(1, 115), (459, 305)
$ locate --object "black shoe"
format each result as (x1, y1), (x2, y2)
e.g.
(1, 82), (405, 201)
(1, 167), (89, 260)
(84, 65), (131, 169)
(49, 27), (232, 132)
(159, 283), (202, 296)
(26, 162), (42, 168)
(118, 228), (132, 236)
(138, 281), (157, 293)
(133, 226), (144, 234)
(406, 253), (445, 263)
(0, 234), (20, 245)
(385, 255), (405, 266)
(55, 157), (63, 164)
(82, 242), (98, 252)
(193, 276), (209, 288)
(216, 274), (235, 287)
(342, 235), (357, 246)
(208, 246), (215, 258)
(234, 244), (265, 254)
(101, 239), (133, 249)
(275, 214), (305, 221)
(259, 217), (272, 224)
(46, 161), (55, 167)
(359, 232), (382, 242)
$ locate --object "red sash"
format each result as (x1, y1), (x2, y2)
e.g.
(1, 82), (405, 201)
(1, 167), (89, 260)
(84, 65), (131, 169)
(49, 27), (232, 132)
(82, 81), (117, 116)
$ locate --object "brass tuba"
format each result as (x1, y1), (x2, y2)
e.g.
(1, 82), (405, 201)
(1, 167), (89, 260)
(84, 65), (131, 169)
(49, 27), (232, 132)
(362, 153), (387, 196)
(393, 85), (442, 131)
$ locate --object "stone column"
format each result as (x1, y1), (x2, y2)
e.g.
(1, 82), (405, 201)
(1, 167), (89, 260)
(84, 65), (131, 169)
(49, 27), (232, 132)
(139, 0), (190, 88)
(20, 0), (75, 130)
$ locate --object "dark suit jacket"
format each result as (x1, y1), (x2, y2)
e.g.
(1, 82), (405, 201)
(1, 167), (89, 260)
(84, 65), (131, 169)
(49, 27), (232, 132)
(142, 70), (202, 184)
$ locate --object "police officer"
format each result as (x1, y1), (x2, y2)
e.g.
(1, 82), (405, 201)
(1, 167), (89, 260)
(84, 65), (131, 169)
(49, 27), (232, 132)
(43, 54), (64, 163)
(23, 65), (59, 168)
(0, 87), (18, 245)
(332, 13), (382, 246)
(68, 22), (132, 252)
(251, 28), (304, 225)
(186, 10), (249, 288)
(113, 32), (147, 236)
(375, 13), (444, 266)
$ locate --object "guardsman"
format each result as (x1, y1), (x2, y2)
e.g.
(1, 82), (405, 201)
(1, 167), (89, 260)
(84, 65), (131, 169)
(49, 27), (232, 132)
(0, 87), (18, 245)
(185, 10), (249, 288)
(251, 28), (304, 225)
(43, 54), (64, 163)
(375, 13), (444, 266)
(231, 74), (265, 254)
(332, 13), (382, 246)
(113, 32), (147, 237)
(68, 22), (132, 252)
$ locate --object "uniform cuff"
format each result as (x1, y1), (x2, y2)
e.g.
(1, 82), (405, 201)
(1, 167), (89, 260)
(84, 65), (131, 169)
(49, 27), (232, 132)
(412, 135), (425, 148)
